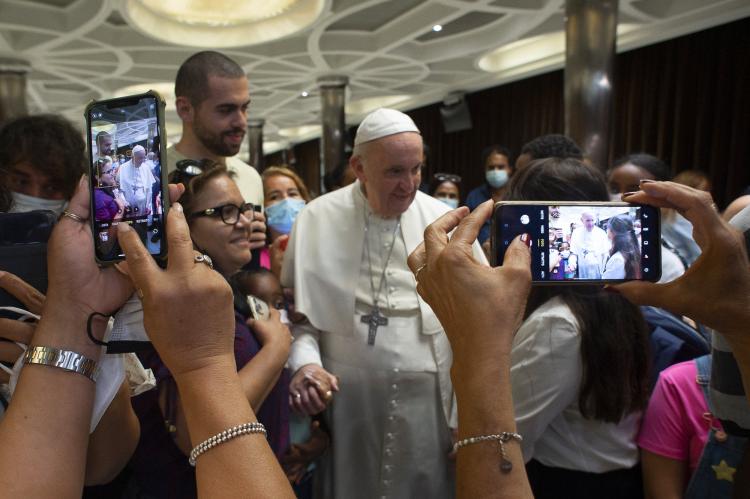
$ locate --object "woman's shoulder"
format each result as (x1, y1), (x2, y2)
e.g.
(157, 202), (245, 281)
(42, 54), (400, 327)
(516, 296), (580, 342)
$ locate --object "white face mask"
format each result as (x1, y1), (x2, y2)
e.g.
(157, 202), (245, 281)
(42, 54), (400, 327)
(560, 250), (571, 259)
(609, 192), (622, 202)
(486, 170), (508, 189)
(436, 196), (459, 209)
(10, 192), (67, 217)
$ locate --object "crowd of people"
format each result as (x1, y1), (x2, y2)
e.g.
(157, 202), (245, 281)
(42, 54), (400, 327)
(0, 49), (749, 499)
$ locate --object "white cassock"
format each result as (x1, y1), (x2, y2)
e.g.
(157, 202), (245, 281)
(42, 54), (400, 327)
(569, 226), (610, 279)
(282, 181), (486, 499)
(118, 160), (155, 216)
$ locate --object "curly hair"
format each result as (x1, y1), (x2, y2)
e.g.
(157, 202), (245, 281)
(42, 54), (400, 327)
(520, 134), (583, 161)
(0, 114), (86, 200)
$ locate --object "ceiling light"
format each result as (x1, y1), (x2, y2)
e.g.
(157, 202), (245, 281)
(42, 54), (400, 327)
(278, 124), (321, 138)
(301, 91), (309, 97)
(122, 0), (325, 48)
(137, 0), (297, 27)
(347, 95), (411, 116)
(477, 31), (565, 74)
(432, 24), (443, 32)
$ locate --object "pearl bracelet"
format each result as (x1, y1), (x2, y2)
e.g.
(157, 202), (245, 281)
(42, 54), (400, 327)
(189, 422), (267, 466)
(452, 432), (523, 473)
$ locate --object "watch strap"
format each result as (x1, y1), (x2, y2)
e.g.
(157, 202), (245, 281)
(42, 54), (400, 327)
(23, 346), (99, 382)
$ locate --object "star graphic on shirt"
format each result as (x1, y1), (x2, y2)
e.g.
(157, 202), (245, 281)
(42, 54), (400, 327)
(712, 460), (736, 482)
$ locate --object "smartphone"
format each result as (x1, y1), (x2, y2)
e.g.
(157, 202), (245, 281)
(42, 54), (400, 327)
(491, 201), (661, 284)
(85, 91), (168, 264)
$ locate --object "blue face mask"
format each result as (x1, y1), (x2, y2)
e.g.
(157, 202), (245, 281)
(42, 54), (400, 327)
(265, 198), (306, 235)
(486, 169), (508, 189)
(436, 196), (459, 209)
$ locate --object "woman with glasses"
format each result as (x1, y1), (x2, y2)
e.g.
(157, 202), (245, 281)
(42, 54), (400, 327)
(430, 173), (462, 209)
(129, 162), (291, 498)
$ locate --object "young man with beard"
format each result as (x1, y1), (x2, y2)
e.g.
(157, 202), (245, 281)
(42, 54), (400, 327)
(168, 51), (266, 250)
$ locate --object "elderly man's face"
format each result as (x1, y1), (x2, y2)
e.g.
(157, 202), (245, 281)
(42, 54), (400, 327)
(353, 132), (422, 218)
(133, 150), (146, 166)
(581, 213), (595, 231)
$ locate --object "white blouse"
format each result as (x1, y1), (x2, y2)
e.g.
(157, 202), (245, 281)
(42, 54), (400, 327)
(511, 296), (641, 472)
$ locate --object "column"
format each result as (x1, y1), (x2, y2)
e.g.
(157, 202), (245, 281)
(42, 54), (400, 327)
(318, 75), (348, 193)
(564, 0), (618, 171)
(247, 118), (265, 171)
(0, 59), (30, 123)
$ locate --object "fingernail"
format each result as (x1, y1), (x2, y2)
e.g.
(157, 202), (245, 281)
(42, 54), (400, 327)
(640, 179), (656, 184)
(622, 191), (638, 198)
(79, 174), (88, 186)
(520, 233), (532, 248)
(116, 221), (132, 233)
(172, 202), (183, 214)
(603, 285), (620, 294)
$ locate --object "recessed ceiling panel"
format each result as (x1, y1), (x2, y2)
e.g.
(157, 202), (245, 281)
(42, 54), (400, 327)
(417, 12), (504, 42)
(328, 0), (424, 31)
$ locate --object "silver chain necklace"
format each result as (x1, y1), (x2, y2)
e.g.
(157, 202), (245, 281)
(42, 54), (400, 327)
(361, 211), (401, 346)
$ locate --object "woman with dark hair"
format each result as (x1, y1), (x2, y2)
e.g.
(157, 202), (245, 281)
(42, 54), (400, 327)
(602, 214), (642, 280)
(608, 153), (698, 269)
(430, 173), (461, 209)
(128, 163), (291, 498)
(504, 157), (649, 499)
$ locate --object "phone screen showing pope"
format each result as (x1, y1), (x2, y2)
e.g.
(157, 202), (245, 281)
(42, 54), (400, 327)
(492, 202), (661, 283)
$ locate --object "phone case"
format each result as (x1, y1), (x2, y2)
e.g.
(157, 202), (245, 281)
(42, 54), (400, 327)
(84, 90), (170, 265)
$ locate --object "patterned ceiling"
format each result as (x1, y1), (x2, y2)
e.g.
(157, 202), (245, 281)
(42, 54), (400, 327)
(0, 0), (748, 154)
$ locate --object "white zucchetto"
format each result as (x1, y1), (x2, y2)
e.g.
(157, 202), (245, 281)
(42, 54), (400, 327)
(353, 108), (420, 147)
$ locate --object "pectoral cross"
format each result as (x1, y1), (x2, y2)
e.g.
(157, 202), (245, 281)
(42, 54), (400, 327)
(361, 307), (388, 346)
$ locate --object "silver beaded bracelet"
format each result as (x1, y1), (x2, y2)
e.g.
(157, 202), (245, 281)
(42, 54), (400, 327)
(189, 422), (267, 466)
(452, 432), (523, 473)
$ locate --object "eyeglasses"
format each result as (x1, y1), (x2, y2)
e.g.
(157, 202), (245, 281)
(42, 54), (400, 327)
(170, 158), (214, 186)
(434, 172), (462, 184)
(190, 203), (255, 225)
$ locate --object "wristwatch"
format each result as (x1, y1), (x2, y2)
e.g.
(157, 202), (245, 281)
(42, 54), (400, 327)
(23, 346), (99, 382)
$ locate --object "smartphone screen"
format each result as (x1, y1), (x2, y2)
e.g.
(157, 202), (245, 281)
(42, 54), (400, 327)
(492, 202), (661, 283)
(86, 93), (167, 263)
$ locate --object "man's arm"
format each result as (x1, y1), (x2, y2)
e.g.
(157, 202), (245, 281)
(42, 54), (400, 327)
(288, 321), (339, 415)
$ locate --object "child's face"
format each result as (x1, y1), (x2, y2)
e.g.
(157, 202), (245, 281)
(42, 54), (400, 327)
(240, 273), (285, 309)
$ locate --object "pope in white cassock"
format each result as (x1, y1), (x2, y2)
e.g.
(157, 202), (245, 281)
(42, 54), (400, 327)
(569, 211), (610, 279)
(281, 108), (486, 499)
(118, 144), (155, 216)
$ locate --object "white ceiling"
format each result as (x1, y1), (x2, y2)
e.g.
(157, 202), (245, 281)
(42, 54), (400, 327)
(1, 0), (748, 155)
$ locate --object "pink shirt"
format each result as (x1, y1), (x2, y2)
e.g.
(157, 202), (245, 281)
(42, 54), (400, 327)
(637, 360), (720, 472)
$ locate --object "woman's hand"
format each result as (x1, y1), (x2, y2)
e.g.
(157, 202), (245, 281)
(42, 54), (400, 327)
(248, 308), (292, 355)
(0, 272), (42, 382)
(118, 202), (236, 378)
(114, 197), (126, 221)
(613, 181), (750, 341)
(407, 200), (532, 378)
(0, 271), (45, 315)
